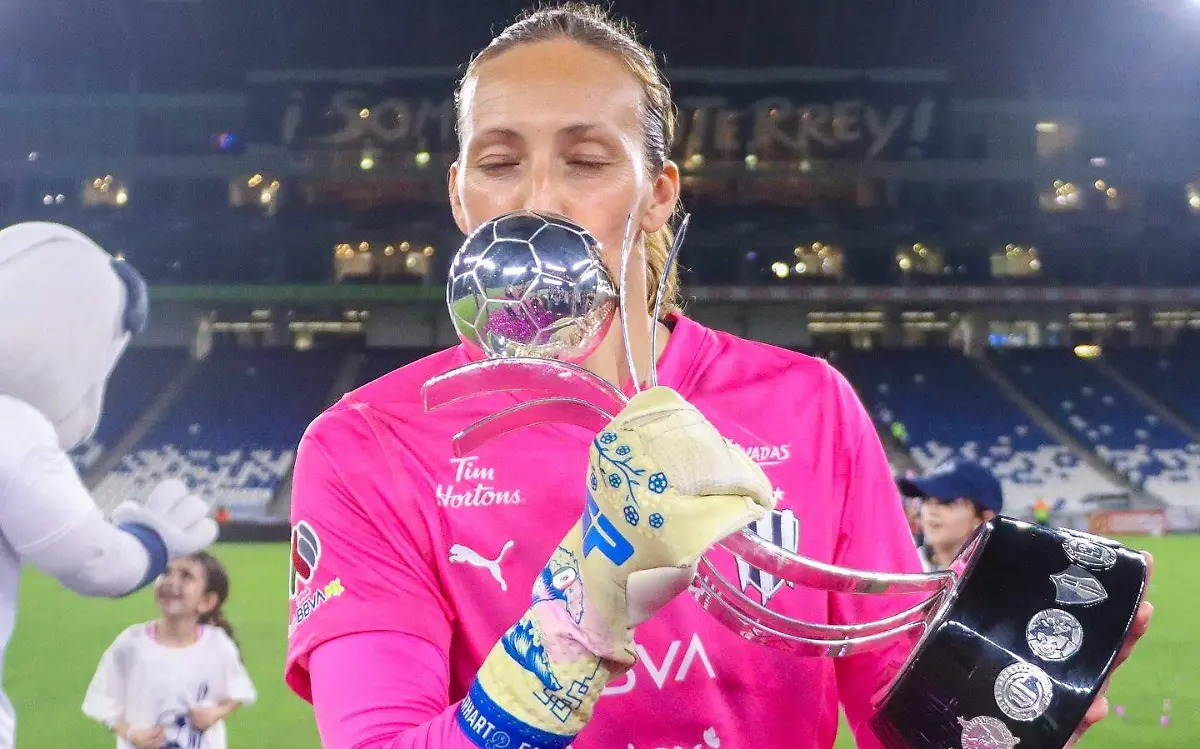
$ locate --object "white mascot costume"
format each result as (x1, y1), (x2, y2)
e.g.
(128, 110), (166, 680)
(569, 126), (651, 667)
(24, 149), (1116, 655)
(0, 222), (218, 747)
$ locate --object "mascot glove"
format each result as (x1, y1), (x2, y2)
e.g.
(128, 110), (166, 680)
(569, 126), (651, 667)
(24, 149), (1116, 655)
(111, 478), (219, 559)
(460, 387), (776, 749)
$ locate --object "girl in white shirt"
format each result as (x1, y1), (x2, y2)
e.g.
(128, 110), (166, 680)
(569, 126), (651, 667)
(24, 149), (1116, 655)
(82, 552), (256, 749)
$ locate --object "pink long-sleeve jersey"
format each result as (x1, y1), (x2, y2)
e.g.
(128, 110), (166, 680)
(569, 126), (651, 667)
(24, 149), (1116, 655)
(285, 313), (925, 749)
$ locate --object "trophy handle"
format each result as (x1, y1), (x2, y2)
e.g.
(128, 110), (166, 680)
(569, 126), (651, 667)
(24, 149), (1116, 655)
(645, 214), (690, 390)
(690, 567), (929, 658)
(423, 357), (629, 415)
(617, 212), (642, 395)
(696, 557), (945, 640)
(617, 211), (693, 393)
(719, 528), (956, 595)
(450, 397), (618, 457)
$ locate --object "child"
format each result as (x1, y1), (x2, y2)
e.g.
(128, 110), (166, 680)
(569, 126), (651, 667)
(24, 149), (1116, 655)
(82, 552), (256, 749)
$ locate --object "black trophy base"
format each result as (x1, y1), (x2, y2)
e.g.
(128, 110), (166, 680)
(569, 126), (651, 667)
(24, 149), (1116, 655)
(869, 517), (1147, 749)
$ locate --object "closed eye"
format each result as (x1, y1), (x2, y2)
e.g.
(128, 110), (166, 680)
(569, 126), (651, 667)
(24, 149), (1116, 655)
(478, 161), (519, 176)
(567, 160), (609, 174)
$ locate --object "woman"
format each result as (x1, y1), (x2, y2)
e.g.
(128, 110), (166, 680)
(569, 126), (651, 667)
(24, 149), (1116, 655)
(284, 5), (1151, 749)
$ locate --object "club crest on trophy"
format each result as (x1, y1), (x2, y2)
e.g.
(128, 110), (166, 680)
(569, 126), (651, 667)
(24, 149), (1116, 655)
(422, 209), (1149, 749)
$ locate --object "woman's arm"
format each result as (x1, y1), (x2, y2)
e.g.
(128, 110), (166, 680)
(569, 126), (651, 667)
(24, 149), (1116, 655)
(308, 632), (474, 749)
(285, 408), (472, 749)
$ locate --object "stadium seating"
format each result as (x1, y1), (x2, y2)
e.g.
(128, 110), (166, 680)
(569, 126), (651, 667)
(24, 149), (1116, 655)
(71, 348), (189, 471)
(989, 349), (1198, 506)
(1107, 349), (1200, 429)
(93, 348), (346, 519)
(831, 348), (1121, 514)
(1103, 349), (1200, 506)
(357, 348), (441, 387)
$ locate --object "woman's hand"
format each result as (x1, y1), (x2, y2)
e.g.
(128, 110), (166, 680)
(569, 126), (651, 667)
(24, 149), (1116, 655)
(583, 386), (777, 629)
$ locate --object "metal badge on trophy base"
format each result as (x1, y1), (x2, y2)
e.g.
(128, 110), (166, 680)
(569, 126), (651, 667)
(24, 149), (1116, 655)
(423, 209), (1150, 749)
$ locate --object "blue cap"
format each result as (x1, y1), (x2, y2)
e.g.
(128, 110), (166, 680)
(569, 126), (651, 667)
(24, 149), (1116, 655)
(897, 459), (1003, 514)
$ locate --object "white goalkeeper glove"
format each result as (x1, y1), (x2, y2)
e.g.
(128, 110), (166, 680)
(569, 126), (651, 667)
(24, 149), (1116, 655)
(459, 387), (776, 749)
(111, 478), (218, 559)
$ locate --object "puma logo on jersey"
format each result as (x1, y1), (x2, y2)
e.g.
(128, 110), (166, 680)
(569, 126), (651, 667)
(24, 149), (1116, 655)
(449, 540), (514, 591)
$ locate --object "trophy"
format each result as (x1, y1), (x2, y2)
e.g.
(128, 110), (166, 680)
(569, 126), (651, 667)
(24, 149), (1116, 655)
(423, 209), (1149, 749)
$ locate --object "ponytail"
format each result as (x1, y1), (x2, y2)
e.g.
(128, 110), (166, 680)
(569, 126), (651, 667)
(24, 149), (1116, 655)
(188, 551), (240, 658)
(645, 224), (682, 318)
(200, 606), (240, 655)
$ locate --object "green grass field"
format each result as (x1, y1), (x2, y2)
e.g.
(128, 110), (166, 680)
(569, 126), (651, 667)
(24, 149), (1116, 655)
(7, 536), (1193, 748)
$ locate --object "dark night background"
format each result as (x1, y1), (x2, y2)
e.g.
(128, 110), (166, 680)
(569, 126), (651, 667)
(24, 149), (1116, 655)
(1, 0), (1198, 95)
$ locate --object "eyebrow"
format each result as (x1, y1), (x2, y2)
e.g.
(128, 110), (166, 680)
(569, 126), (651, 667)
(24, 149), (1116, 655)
(471, 122), (616, 144)
(560, 123), (613, 140)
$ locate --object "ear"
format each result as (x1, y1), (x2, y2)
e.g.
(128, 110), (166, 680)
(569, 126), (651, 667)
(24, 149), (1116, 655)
(640, 160), (680, 234)
(448, 161), (469, 235)
(981, 510), (997, 523)
(198, 591), (220, 618)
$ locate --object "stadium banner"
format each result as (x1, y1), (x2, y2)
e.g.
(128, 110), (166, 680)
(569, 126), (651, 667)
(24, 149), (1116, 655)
(245, 69), (946, 161)
(1087, 509), (1168, 537)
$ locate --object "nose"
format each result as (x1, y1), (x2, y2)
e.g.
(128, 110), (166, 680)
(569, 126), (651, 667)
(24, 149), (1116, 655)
(520, 158), (568, 219)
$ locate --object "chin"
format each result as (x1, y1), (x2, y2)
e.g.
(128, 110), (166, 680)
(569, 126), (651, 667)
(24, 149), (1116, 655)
(923, 532), (948, 549)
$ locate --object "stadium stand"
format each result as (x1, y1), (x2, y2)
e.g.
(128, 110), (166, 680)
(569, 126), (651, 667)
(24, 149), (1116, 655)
(92, 348), (345, 518)
(357, 348), (441, 387)
(1102, 349), (1200, 507)
(989, 349), (1199, 507)
(1107, 349), (1200, 431)
(71, 348), (189, 471)
(831, 348), (1122, 514)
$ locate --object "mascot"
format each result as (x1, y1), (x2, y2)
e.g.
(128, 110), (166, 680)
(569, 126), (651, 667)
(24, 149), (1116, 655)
(0, 222), (218, 748)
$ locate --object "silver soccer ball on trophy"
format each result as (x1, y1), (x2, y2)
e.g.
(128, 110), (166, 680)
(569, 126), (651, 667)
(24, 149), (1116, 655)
(447, 210), (618, 362)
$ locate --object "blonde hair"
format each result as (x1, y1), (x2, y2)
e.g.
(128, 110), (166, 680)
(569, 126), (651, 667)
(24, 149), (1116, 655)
(454, 2), (682, 316)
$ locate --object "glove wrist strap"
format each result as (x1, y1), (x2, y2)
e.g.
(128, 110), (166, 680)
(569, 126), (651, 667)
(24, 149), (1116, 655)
(118, 522), (169, 592)
(458, 679), (580, 749)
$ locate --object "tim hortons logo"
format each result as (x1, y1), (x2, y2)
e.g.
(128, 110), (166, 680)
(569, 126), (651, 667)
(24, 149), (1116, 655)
(436, 456), (524, 508)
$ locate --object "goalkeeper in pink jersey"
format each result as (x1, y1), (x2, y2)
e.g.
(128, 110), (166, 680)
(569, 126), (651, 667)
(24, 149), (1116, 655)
(284, 4), (1152, 748)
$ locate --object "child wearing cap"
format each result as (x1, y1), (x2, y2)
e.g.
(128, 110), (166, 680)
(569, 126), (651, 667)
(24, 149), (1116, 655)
(897, 460), (1004, 572)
